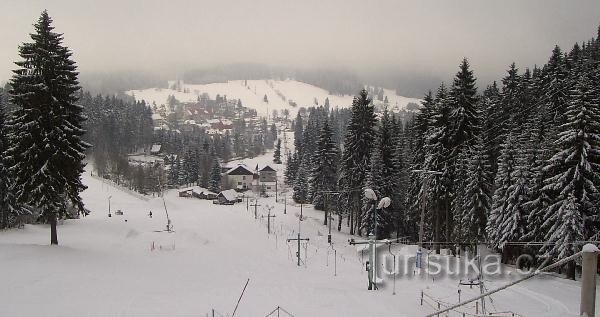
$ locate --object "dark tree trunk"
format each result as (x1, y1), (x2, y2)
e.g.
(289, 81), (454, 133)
(349, 207), (354, 235)
(50, 213), (58, 245)
(337, 212), (342, 231)
(356, 206), (362, 237)
(434, 206), (440, 254)
(566, 258), (576, 280)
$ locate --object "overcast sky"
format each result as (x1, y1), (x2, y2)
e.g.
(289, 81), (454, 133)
(1, 0), (599, 87)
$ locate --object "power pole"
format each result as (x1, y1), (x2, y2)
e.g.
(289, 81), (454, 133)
(288, 233), (309, 266)
(419, 176), (429, 252)
(251, 199), (260, 219)
(264, 205), (276, 234)
(326, 193), (332, 244)
(265, 212), (276, 234)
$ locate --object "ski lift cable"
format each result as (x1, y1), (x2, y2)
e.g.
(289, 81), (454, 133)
(426, 249), (584, 317)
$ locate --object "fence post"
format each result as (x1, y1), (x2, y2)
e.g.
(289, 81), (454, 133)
(420, 290), (424, 306)
(581, 244), (598, 317)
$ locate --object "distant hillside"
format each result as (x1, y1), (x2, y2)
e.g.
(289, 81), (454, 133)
(127, 79), (422, 117)
(183, 64), (363, 96)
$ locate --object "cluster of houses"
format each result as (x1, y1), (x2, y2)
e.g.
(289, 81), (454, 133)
(179, 163), (278, 205)
(152, 93), (259, 136)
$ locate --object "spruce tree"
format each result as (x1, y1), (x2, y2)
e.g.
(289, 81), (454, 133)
(340, 89), (377, 235)
(363, 109), (395, 236)
(488, 128), (524, 251)
(424, 83), (451, 251)
(448, 58), (479, 152)
(273, 139), (282, 164)
(0, 96), (19, 228)
(293, 161), (309, 203)
(310, 119), (338, 211)
(392, 119), (409, 238)
(208, 158), (222, 193)
(541, 60), (600, 260)
(8, 11), (89, 244)
(284, 152), (296, 185)
(294, 113), (303, 152)
(463, 137), (492, 242)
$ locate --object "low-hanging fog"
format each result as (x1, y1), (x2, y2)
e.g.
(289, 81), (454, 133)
(0, 0), (599, 96)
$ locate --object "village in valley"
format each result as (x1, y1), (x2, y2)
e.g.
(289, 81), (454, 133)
(1, 2), (600, 317)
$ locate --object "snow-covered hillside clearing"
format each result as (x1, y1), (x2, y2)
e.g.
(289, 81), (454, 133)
(126, 79), (421, 117)
(0, 150), (594, 316)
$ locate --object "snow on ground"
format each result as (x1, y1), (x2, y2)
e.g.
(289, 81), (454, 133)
(0, 152), (595, 316)
(126, 79), (422, 118)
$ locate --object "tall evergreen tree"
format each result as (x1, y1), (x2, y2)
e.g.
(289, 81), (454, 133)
(448, 58), (479, 152)
(310, 119), (338, 211)
(0, 95), (19, 228)
(363, 109), (395, 236)
(8, 11), (89, 244)
(293, 161), (309, 204)
(340, 89), (377, 235)
(541, 60), (600, 262)
(462, 137), (493, 242)
(488, 128), (524, 252)
(273, 139), (282, 164)
(208, 158), (222, 193)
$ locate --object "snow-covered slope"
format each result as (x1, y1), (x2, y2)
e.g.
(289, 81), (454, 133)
(0, 152), (591, 316)
(127, 79), (422, 117)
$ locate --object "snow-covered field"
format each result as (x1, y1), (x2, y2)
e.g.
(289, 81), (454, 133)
(126, 79), (422, 117)
(0, 151), (595, 316)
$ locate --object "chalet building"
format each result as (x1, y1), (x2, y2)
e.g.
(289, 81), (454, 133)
(224, 165), (255, 190)
(214, 189), (237, 205)
(259, 165), (276, 182)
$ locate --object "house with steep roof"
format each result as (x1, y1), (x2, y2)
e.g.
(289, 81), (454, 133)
(224, 165), (255, 191)
(259, 165), (277, 182)
(214, 189), (237, 205)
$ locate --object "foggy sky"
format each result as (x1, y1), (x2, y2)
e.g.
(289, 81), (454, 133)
(1, 0), (599, 89)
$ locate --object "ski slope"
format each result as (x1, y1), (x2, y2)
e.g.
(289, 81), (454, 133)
(0, 152), (593, 316)
(126, 79), (422, 117)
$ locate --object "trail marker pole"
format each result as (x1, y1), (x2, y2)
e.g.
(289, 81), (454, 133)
(108, 195), (112, 217)
(288, 233), (309, 266)
(334, 249), (337, 276)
